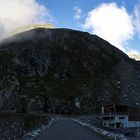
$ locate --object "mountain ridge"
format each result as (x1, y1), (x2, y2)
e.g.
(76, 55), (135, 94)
(0, 28), (140, 114)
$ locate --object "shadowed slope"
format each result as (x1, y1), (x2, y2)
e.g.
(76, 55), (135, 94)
(0, 28), (139, 114)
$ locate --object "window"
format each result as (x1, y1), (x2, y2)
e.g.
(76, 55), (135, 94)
(119, 116), (125, 119)
(109, 123), (114, 128)
(103, 117), (114, 120)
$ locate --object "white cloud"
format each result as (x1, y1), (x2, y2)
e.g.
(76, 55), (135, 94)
(74, 6), (83, 20)
(127, 49), (140, 55)
(83, 3), (134, 51)
(0, 0), (51, 38)
(133, 3), (140, 37)
(127, 49), (140, 60)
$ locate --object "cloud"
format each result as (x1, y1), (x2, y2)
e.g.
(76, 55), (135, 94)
(127, 49), (140, 60)
(133, 3), (140, 37)
(74, 6), (83, 20)
(127, 49), (140, 56)
(0, 0), (51, 38)
(83, 3), (134, 51)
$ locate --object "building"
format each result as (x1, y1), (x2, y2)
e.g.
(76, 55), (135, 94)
(101, 103), (140, 129)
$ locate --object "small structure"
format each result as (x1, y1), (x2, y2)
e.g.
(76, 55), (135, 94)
(101, 103), (140, 129)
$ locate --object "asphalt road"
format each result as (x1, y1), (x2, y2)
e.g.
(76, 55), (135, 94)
(37, 118), (105, 140)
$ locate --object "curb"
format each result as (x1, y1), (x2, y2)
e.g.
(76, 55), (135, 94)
(72, 119), (127, 140)
(21, 118), (55, 140)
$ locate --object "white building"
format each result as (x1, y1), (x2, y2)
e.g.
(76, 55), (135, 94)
(101, 104), (140, 129)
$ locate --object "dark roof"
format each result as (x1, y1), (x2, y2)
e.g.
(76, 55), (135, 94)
(103, 103), (140, 109)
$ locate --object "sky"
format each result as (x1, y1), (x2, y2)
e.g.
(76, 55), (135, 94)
(0, 0), (140, 57)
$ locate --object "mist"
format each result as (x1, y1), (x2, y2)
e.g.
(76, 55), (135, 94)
(0, 0), (50, 39)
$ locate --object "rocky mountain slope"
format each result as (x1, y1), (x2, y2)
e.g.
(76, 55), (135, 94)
(0, 28), (140, 114)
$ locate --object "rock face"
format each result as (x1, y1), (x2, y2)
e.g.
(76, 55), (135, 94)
(0, 28), (140, 114)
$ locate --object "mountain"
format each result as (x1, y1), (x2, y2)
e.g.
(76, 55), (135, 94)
(0, 28), (140, 114)
(5, 24), (54, 39)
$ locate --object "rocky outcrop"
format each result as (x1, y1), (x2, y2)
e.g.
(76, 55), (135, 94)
(0, 28), (140, 114)
(0, 113), (49, 139)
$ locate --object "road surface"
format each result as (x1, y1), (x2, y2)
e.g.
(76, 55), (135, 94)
(37, 118), (105, 140)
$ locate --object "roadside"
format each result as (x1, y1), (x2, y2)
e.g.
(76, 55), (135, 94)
(0, 112), (50, 140)
(73, 117), (140, 140)
(22, 117), (55, 140)
(73, 118), (126, 140)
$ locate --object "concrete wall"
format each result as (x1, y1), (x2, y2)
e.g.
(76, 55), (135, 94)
(102, 120), (115, 128)
(102, 115), (140, 128)
(128, 121), (140, 127)
(102, 115), (128, 128)
(115, 115), (128, 127)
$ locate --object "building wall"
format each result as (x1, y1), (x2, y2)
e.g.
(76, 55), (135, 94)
(128, 121), (140, 127)
(101, 115), (128, 128)
(102, 120), (115, 128)
(114, 115), (128, 127)
(101, 115), (140, 128)
(101, 104), (140, 128)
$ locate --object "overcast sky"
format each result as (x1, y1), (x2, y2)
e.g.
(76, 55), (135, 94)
(0, 0), (140, 56)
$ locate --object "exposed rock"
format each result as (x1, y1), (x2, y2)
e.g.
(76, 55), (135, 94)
(0, 28), (140, 114)
(0, 113), (49, 139)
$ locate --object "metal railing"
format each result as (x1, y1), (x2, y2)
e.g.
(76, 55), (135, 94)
(102, 112), (128, 115)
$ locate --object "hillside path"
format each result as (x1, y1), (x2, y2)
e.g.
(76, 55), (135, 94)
(37, 118), (105, 140)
